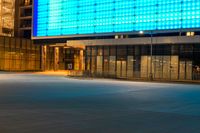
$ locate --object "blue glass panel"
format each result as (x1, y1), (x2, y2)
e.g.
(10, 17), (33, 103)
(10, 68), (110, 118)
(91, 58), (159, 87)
(33, 0), (200, 37)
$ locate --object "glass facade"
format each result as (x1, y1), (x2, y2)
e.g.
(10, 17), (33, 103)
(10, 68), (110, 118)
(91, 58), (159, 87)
(0, 36), (41, 71)
(33, 0), (200, 38)
(85, 45), (200, 80)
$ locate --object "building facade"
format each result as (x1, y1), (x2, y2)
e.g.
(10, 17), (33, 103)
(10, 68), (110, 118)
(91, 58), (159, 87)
(32, 0), (200, 80)
(82, 37), (200, 80)
(0, 0), (41, 72)
(0, 36), (41, 71)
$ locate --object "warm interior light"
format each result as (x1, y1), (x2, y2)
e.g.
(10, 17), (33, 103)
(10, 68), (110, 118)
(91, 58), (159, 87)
(115, 35), (119, 39)
(191, 32), (195, 36)
(186, 32), (191, 36)
(186, 32), (195, 37)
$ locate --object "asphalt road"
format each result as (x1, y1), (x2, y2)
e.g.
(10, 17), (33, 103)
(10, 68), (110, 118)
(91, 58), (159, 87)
(0, 73), (200, 133)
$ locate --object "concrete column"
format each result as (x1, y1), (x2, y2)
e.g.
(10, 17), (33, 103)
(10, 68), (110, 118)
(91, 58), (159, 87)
(80, 50), (85, 71)
(54, 47), (59, 71)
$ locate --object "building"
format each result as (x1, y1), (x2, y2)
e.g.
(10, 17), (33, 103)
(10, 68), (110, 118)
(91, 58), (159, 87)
(32, 0), (200, 80)
(0, 0), (41, 72)
(0, 0), (199, 80)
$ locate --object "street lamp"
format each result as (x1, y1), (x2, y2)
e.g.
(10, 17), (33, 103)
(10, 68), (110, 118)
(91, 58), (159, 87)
(139, 31), (153, 80)
(139, 31), (144, 34)
(149, 31), (153, 81)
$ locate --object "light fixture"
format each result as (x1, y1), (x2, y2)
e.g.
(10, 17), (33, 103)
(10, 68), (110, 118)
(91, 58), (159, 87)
(139, 31), (144, 34)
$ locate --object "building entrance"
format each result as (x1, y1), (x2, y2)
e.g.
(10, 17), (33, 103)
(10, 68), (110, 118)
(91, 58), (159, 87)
(179, 60), (192, 80)
(64, 49), (81, 70)
(42, 46), (84, 71)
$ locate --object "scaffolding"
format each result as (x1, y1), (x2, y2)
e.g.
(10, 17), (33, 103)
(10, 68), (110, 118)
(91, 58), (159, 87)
(0, 0), (15, 37)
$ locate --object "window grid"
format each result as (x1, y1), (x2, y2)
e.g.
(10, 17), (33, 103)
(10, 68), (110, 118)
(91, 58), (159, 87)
(34, 0), (200, 37)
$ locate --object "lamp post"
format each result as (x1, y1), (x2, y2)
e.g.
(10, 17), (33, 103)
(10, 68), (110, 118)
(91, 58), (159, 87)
(149, 31), (153, 81)
(139, 30), (153, 80)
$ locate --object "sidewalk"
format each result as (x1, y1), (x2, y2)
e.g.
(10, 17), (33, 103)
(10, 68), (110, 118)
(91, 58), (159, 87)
(1, 71), (200, 85)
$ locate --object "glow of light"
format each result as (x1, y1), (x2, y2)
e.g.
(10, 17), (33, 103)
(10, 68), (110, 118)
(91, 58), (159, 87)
(139, 31), (144, 34)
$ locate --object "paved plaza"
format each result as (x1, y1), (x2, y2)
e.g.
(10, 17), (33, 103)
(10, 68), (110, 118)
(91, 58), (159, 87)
(0, 73), (200, 133)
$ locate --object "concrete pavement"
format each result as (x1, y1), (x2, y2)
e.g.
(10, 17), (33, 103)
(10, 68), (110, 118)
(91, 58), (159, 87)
(0, 73), (200, 133)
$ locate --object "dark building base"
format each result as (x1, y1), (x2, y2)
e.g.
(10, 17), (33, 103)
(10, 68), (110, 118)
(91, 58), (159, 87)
(85, 44), (200, 81)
